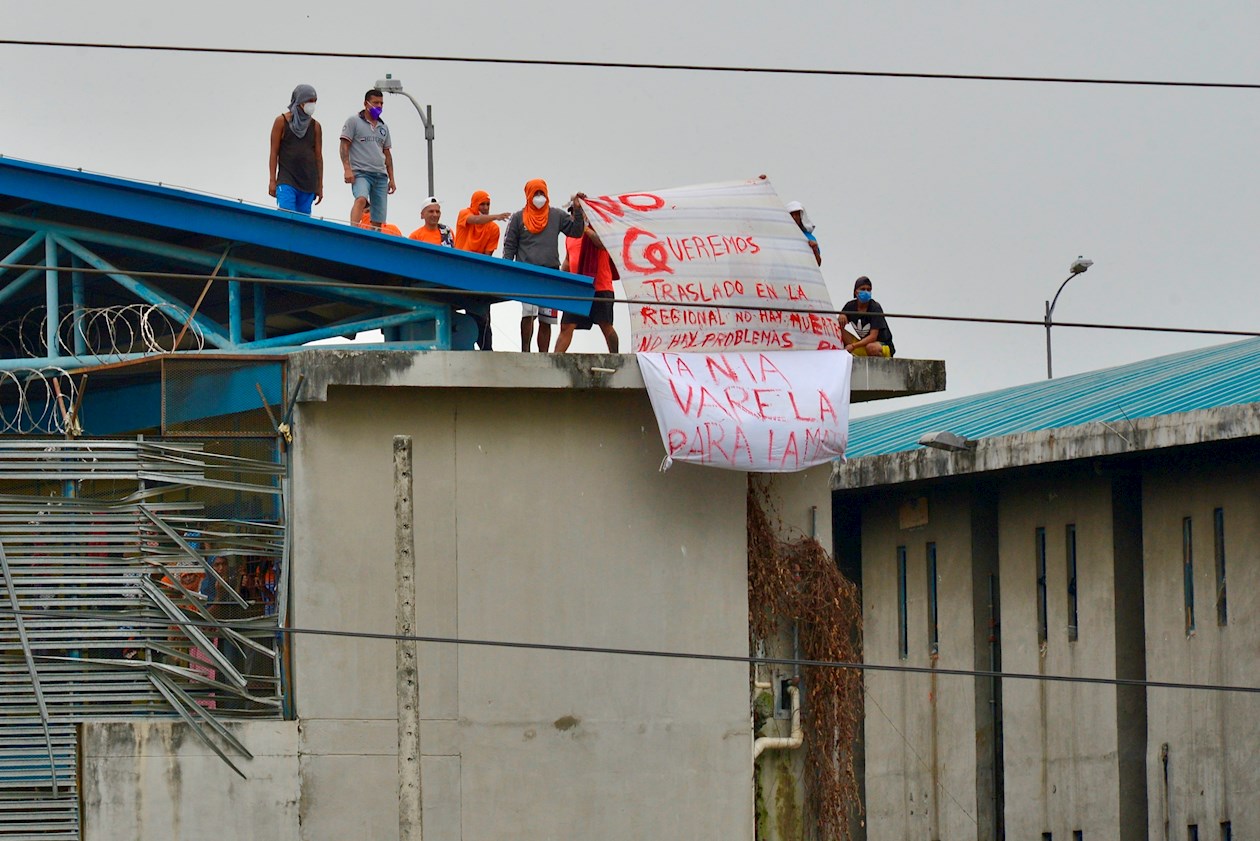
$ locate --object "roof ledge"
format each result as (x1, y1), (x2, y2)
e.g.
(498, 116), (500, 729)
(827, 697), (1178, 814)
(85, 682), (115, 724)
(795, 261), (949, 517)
(833, 401), (1260, 490)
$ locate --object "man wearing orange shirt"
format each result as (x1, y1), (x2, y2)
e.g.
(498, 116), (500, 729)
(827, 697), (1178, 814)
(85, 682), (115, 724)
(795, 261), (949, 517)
(555, 226), (619, 353)
(454, 191), (507, 350)
(356, 199), (402, 235)
(408, 197), (454, 247)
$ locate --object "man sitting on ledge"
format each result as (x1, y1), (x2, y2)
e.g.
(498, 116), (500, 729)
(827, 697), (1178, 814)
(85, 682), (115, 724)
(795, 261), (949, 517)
(838, 276), (895, 357)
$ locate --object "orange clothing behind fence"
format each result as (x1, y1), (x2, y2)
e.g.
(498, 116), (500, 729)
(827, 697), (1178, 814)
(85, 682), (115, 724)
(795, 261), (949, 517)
(408, 226), (444, 245)
(357, 213), (402, 236)
(456, 191), (500, 254)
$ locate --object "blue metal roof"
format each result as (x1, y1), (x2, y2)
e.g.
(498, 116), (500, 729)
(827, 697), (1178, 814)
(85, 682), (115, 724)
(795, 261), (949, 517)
(0, 155), (593, 313)
(847, 338), (1260, 458)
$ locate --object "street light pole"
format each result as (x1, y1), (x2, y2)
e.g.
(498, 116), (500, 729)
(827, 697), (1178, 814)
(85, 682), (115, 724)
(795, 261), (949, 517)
(1044, 257), (1093, 379)
(375, 75), (435, 198)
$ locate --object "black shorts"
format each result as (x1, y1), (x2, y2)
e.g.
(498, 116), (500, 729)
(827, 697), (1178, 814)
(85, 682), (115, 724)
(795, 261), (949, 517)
(562, 290), (615, 329)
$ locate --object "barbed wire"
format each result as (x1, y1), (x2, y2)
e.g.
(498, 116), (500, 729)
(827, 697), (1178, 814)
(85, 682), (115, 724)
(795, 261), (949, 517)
(0, 367), (77, 434)
(0, 304), (203, 363)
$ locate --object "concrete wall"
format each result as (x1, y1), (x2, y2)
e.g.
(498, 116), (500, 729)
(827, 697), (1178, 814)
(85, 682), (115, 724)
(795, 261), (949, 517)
(859, 486), (981, 841)
(289, 383), (769, 841)
(1142, 461), (1260, 838)
(80, 721), (300, 841)
(997, 471), (1124, 840)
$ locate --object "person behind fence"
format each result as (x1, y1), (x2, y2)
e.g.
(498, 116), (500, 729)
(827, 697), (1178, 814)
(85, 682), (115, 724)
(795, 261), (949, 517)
(268, 84), (323, 215)
(838, 276), (895, 357)
(454, 190), (508, 351)
(340, 89), (395, 230)
(502, 179), (588, 352)
(199, 557), (232, 604)
(408, 197), (454, 246)
(555, 225), (619, 353)
(785, 200), (821, 265)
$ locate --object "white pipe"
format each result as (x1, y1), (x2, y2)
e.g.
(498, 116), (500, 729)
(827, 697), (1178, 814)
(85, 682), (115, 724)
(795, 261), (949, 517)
(753, 685), (803, 760)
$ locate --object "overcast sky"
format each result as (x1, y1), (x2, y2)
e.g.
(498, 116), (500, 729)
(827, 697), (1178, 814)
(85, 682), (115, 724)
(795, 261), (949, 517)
(2, 2), (1257, 415)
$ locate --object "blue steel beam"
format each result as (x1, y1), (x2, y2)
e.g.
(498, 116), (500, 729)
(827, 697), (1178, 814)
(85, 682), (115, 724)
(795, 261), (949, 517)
(51, 235), (235, 349)
(0, 267), (41, 307)
(71, 258), (87, 357)
(0, 211), (455, 314)
(247, 309), (438, 350)
(44, 236), (58, 356)
(0, 232), (45, 283)
(0, 158), (594, 315)
(228, 272), (243, 345)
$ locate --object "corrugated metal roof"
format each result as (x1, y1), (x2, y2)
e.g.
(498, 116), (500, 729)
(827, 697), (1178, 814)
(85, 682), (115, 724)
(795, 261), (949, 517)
(847, 337), (1260, 459)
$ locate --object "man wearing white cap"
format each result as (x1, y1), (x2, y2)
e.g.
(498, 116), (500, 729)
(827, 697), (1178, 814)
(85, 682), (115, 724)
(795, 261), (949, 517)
(785, 200), (821, 265)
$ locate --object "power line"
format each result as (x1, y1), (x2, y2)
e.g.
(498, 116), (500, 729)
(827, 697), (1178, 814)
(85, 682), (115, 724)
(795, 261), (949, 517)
(2, 606), (1256, 696)
(1, 261), (1257, 339)
(2, 39), (1259, 90)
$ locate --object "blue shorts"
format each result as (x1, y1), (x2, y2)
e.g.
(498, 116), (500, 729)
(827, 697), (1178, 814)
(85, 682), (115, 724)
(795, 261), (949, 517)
(351, 171), (390, 223)
(275, 184), (315, 215)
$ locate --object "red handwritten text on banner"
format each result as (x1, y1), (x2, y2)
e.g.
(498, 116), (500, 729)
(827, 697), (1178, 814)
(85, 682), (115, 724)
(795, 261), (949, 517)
(638, 350), (852, 472)
(580, 178), (836, 353)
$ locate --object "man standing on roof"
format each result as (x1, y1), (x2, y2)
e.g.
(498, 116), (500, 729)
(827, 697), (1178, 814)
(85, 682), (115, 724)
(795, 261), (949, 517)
(340, 89), (395, 231)
(838, 276), (895, 357)
(555, 226), (619, 353)
(785, 200), (821, 265)
(268, 85), (323, 215)
(502, 179), (587, 352)
(408, 197), (454, 247)
(455, 191), (510, 351)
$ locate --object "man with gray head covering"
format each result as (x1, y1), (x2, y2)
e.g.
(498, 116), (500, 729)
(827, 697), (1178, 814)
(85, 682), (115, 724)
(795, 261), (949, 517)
(785, 200), (821, 265)
(269, 84), (323, 215)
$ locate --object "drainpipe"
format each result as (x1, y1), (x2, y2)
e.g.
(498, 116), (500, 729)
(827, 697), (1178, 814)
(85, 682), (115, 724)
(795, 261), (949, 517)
(753, 683), (803, 760)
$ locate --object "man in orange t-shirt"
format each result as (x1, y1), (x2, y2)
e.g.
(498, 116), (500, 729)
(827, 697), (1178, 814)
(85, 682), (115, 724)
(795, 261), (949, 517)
(356, 199), (402, 235)
(555, 226), (618, 353)
(453, 191), (507, 350)
(408, 197), (454, 247)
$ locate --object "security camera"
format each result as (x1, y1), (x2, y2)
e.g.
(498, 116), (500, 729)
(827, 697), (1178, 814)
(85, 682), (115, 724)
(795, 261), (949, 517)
(1070, 257), (1093, 274)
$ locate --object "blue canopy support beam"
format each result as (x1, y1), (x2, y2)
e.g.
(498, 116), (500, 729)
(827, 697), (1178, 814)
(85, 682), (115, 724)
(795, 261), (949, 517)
(44, 236), (59, 356)
(227, 270), (243, 345)
(70, 256), (87, 357)
(0, 232), (45, 284)
(51, 235), (235, 350)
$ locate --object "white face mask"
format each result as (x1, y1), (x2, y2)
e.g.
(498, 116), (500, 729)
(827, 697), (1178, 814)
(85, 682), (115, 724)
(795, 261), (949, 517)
(302, 102), (317, 116)
(531, 194), (547, 209)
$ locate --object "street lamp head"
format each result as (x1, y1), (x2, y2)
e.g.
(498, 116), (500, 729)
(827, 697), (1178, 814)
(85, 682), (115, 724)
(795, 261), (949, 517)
(375, 75), (404, 93)
(1070, 256), (1093, 275)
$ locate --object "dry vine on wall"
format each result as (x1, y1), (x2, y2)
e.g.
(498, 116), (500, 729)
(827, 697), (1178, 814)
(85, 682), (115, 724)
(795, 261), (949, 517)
(748, 478), (864, 841)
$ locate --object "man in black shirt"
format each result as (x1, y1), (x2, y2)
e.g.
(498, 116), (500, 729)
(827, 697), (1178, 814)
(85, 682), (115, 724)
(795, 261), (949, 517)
(838, 276), (895, 357)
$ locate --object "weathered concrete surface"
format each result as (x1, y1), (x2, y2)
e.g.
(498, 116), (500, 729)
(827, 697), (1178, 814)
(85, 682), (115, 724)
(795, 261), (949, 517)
(290, 379), (758, 841)
(1142, 464), (1260, 837)
(834, 402), (1260, 490)
(80, 720), (300, 841)
(996, 474), (1125, 840)
(856, 486), (981, 841)
(286, 348), (945, 404)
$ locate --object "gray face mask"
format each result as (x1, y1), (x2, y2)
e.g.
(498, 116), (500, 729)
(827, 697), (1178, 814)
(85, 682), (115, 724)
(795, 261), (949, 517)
(532, 194), (547, 209)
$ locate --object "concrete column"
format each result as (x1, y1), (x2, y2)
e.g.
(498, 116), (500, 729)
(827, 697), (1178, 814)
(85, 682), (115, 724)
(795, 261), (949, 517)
(395, 436), (423, 841)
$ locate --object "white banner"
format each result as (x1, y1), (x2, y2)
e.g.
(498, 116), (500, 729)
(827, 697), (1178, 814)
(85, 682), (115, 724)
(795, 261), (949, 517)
(579, 178), (841, 353)
(638, 350), (852, 472)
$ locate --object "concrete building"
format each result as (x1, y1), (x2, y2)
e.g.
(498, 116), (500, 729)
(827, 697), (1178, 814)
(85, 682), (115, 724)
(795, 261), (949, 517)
(833, 338), (1260, 841)
(0, 159), (948, 839)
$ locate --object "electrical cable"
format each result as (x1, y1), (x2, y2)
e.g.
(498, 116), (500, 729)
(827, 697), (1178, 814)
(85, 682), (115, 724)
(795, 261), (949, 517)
(1, 39), (1259, 90)
(1, 261), (1256, 339)
(2, 605), (1257, 696)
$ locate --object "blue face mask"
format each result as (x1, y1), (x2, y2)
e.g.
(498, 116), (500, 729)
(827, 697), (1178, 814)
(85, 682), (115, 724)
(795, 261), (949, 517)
(857, 290), (872, 303)
(368, 106), (383, 120)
